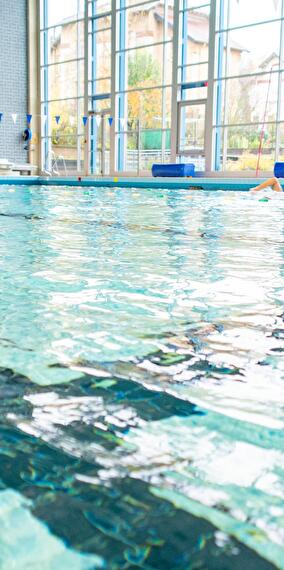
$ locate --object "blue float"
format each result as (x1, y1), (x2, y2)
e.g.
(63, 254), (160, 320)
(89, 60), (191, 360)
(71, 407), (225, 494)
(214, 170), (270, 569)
(152, 163), (195, 177)
(274, 162), (284, 177)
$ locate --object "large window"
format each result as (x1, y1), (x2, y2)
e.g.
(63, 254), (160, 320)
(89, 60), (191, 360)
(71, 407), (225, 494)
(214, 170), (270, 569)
(214, 0), (284, 172)
(88, 0), (112, 175)
(39, 0), (284, 175)
(40, 0), (85, 174)
(114, 1), (173, 173)
(177, 1), (211, 170)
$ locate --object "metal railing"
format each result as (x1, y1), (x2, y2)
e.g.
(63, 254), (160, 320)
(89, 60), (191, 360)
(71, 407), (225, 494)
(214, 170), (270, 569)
(43, 150), (68, 176)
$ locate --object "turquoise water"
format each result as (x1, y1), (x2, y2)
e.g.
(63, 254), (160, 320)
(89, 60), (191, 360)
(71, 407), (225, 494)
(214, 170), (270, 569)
(0, 185), (283, 569)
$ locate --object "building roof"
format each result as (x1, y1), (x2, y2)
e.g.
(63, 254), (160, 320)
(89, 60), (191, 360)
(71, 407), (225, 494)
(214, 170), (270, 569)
(259, 52), (279, 70)
(153, 7), (246, 52)
(56, 2), (246, 53)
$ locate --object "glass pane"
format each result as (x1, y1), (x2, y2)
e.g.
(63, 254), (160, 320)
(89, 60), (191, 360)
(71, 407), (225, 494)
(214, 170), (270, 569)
(126, 133), (139, 172)
(45, 0), (84, 28)
(179, 7), (210, 67)
(89, 114), (111, 175)
(278, 123), (284, 157)
(227, 0), (281, 29)
(117, 1), (173, 51)
(140, 129), (171, 169)
(216, 21), (281, 79)
(115, 86), (171, 172)
(180, 1), (211, 9)
(88, 0), (111, 16)
(116, 131), (170, 173)
(104, 117), (111, 176)
(43, 60), (85, 100)
(126, 87), (171, 129)
(89, 28), (111, 78)
(181, 85), (208, 101)
(217, 124), (276, 171)
(278, 73), (284, 119)
(88, 78), (111, 96)
(42, 21), (84, 63)
(179, 63), (208, 83)
(179, 103), (206, 153)
(121, 0), (174, 9)
(120, 46), (172, 90)
(88, 14), (111, 32)
(217, 73), (278, 126)
(89, 115), (103, 174)
(89, 97), (111, 113)
(48, 99), (85, 136)
(42, 135), (84, 173)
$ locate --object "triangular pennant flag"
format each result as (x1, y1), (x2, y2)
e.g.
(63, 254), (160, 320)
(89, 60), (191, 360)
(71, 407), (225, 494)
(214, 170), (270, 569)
(95, 115), (101, 127)
(120, 118), (126, 129)
(55, 115), (60, 125)
(69, 116), (75, 126)
(82, 116), (88, 126)
(0, 113), (3, 123)
(108, 117), (113, 126)
(12, 113), (18, 124)
(42, 115), (47, 126)
(27, 114), (32, 124)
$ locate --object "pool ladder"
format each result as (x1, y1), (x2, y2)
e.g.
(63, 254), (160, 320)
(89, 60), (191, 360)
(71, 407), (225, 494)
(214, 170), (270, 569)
(43, 150), (67, 177)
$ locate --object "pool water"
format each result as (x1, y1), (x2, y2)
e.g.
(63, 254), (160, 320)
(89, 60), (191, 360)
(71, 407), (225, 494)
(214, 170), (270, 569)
(0, 185), (283, 569)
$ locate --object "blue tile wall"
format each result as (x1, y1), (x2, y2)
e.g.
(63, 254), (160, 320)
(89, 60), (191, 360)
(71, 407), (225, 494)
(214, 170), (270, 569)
(0, 0), (27, 163)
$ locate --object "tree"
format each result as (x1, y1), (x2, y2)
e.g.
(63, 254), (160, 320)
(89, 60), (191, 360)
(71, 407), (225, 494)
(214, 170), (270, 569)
(227, 76), (259, 150)
(128, 52), (161, 88)
(127, 52), (164, 131)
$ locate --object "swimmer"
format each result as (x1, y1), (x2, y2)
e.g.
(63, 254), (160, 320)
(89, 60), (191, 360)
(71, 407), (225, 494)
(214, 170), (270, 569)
(250, 177), (282, 192)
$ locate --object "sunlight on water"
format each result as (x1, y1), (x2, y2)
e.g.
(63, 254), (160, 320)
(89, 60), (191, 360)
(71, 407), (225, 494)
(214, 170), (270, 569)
(0, 185), (283, 569)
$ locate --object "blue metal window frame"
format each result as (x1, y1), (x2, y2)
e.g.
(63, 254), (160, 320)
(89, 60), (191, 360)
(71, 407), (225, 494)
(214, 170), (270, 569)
(214, 0), (224, 171)
(212, 0), (284, 172)
(40, 0), (85, 173)
(90, 0), (97, 174)
(38, 0), (235, 176)
(116, 2), (126, 172)
(179, 1), (211, 163)
(180, 0), (188, 95)
(42, 0), (49, 170)
(179, 0), (188, 147)
(89, 1), (112, 174)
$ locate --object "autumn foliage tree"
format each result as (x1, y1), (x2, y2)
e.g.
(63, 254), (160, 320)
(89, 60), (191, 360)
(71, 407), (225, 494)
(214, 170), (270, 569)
(127, 51), (163, 129)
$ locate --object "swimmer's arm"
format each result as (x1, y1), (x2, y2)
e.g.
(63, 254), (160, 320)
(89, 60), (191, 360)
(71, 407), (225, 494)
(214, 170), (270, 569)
(251, 177), (282, 192)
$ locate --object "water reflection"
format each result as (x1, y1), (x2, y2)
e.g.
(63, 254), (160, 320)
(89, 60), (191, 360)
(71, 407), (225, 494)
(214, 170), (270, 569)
(0, 186), (283, 568)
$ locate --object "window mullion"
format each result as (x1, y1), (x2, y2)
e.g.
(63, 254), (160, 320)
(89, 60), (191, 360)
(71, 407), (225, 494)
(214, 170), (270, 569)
(205, 0), (218, 172)
(275, 0), (284, 161)
(170, 0), (180, 163)
(110, 0), (116, 175)
(83, 0), (89, 174)
(222, 0), (231, 171)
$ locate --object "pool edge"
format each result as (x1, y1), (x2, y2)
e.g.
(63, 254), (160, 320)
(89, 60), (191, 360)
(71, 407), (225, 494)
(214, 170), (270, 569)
(0, 176), (281, 191)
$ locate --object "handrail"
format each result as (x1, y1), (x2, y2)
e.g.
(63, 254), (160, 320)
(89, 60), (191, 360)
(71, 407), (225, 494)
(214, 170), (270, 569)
(43, 150), (55, 176)
(51, 155), (60, 176)
(43, 150), (53, 177)
(44, 150), (68, 176)
(57, 155), (67, 176)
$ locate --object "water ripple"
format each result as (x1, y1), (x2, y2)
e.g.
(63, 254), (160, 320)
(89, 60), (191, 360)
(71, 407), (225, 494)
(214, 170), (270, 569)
(0, 185), (283, 568)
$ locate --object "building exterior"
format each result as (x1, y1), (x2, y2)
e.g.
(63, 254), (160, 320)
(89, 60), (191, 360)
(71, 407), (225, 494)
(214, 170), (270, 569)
(49, 4), (244, 103)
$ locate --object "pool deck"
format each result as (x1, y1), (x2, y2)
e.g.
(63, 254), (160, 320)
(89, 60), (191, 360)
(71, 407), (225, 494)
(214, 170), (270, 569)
(0, 175), (281, 191)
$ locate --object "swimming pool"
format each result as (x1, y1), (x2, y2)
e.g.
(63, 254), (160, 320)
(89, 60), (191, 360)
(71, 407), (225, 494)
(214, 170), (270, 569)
(0, 184), (283, 569)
